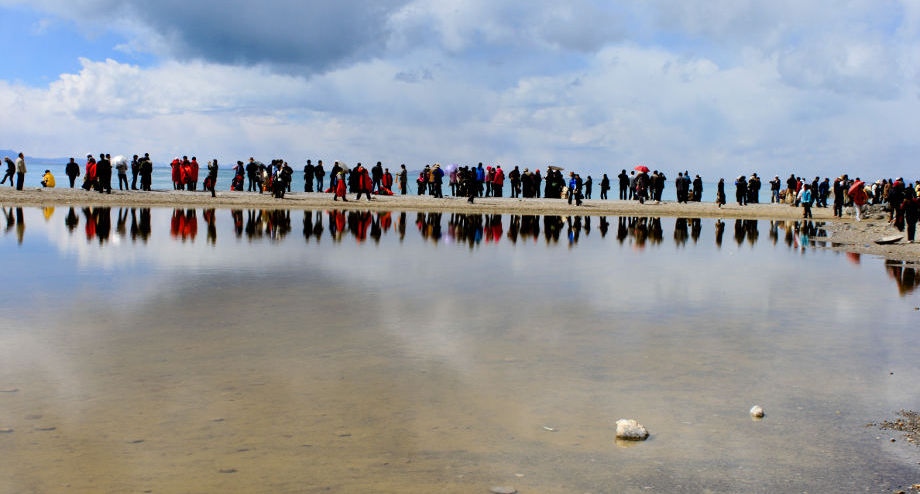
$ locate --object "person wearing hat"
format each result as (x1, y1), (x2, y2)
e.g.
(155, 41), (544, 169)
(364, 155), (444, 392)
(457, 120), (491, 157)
(41, 169), (55, 188)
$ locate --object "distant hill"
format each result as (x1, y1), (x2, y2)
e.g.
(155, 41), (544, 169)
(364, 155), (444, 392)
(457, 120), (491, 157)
(0, 148), (68, 164)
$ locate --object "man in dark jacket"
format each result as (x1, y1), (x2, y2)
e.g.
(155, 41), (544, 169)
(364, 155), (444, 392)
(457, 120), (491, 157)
(304, 160), (315, 192)
(371, 162), (383, 193)
(97, 153), (112, 194)
(314, 160), (325, 191)
(131, 155), (140, 189)
(139, 153), (153, 191)
(66, 158), (81, 188)
(735, 176), (747, 206)
(618, 170), (629, 200)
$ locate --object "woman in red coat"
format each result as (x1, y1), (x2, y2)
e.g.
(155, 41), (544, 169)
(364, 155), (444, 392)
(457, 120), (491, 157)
(356, 165), (373, 201)
(169, 158), (180, 189)
(334, 172), (348, 201)
(189, 157), (200, 191)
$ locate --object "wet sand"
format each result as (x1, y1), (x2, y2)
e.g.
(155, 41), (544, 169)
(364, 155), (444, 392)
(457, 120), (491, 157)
(0, 187), (836, 220)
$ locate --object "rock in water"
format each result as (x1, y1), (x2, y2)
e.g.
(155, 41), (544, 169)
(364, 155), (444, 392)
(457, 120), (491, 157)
(615, 419), (649, 440)
(750, 406), (765, 418)
(489, 487), (517, 494)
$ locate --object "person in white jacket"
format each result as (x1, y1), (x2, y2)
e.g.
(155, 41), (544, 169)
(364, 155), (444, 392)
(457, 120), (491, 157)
(14, 153), (26, 190)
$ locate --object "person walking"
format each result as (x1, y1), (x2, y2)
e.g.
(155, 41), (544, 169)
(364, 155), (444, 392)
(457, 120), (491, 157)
(355, 164), (373, 200)
(65, 158), (81, 188)
(14, 153), (26, 190)
(333, 171), (348, 201)
(583, 175), (593, 200)
(1, 157), (14, 187)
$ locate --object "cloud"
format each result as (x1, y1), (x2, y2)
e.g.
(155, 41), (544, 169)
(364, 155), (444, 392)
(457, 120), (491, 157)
(2, 0), (411, 74)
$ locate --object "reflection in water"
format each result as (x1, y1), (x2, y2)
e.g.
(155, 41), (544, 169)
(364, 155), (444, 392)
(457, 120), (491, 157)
(8, 206), (903, 292)
(886, 260), (920, 296)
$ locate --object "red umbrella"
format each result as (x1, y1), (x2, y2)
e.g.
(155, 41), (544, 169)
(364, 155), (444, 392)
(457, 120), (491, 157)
(847, 180), (865, 196)
(634, 165), (650, 173)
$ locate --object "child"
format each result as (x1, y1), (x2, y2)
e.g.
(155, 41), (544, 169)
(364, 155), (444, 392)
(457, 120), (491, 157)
(41, 169), (56, 188)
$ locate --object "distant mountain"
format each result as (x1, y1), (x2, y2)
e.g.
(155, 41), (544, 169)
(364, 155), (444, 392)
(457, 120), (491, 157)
(0, 149), (68, 164)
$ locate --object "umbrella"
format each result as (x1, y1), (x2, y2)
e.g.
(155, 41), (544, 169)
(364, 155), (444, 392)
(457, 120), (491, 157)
(634, 165), (650, 173)
(847, 180), (865, 196)
(547, 165), (564, 171)
(336, 161), (351, 173)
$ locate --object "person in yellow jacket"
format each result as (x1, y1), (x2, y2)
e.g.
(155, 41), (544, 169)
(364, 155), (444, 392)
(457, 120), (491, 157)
(41, 169), (55, 188)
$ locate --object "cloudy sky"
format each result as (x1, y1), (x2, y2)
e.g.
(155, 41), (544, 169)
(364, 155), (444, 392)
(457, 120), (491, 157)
(0, 0), (918, 178)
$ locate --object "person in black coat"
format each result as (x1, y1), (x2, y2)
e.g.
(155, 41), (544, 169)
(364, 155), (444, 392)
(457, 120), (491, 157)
(735, 176), (747, 206)
(304, 160), (315, 192)
(618, 170), (629, 200)
(600, 174), (610, 200)
(65, 158), (81, 188)
(97, 153), (112, 194)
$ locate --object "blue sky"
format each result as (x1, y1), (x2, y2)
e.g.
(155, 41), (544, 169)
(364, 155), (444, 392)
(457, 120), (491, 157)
(0, 0), (918, 179)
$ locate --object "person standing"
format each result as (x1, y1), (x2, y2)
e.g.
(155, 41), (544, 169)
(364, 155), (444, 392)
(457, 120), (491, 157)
(618, 169), (629, 200)
(130, 155), (140, 190)
(372, 162), (383, 193)
(139, 153), (153, 191)
(314, 160), (325, 191)
(534, 169), (542, 198)
(851, 180), (868, 221)
(716, 178), (726, 207)
(65, 158), (81, 188)
(600, 173), (610, 200)
(492, 166), (504, 197)
(770, 176), (781, 203)
(333, 171), (347, 201)
(189, 157), (200, 191)
(14, 153), (26, 190)
(304, 160), (315, 192)
(801, 184), (814, 218)
(399, 164), (408, 195)
(97, 153), (112, 193)
(832, 177), (844, 217)
(509, 166), (521, 198)
(246, 158), (259, 192)
(207, 159), (219, 197)
(583, 175), (593, 200)
(356, 164), (373, 200)
(734, 176), (747, 206)
(692, 175), (703, 202)
(116, 158), (129, 190)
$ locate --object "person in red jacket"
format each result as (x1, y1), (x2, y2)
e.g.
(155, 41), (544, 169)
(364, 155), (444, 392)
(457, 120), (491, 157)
(333, 171), (348, 201)
(492, 165), (505, 197)
(170, 158), (182, 189)
(188, 157), (200, 191)
(83, 155), (97, 191)
(356, 164), (373, 200)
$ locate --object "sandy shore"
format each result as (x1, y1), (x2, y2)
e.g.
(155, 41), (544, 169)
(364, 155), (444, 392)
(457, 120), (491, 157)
(3, 187), (918, 261)
(0, 187), (841, 219)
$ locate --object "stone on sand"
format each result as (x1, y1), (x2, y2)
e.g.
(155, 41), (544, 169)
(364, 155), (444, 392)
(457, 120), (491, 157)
(615, 419), (649, 441)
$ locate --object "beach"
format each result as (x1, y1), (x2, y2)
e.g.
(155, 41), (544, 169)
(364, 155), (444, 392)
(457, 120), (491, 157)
(2, 187), (918, 261)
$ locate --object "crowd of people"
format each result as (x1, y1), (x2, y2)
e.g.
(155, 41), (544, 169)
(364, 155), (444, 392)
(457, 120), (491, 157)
(5, 151), (920, 234)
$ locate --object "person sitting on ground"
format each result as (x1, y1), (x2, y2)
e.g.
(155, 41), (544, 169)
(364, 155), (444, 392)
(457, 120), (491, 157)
(41, 169), (55, 188)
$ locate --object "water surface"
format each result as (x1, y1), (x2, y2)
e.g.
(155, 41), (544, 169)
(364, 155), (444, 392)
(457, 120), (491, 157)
(1, 207), (918, 493)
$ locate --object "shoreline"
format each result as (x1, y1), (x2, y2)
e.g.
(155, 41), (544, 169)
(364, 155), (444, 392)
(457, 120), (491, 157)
(0, 187), (843, 219)
(2, 188), (918, 262)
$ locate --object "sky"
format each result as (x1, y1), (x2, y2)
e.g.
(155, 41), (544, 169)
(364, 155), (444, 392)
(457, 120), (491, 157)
(0, 0), (918, 179)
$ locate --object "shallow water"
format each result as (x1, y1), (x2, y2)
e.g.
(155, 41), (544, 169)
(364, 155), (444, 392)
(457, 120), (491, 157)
(1, 207), (918, 493)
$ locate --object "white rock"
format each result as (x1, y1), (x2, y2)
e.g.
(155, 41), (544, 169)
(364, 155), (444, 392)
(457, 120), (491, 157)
(489, 487), (517, 494)
(615, 419), (649, 440)
(750, 405), (764, 418)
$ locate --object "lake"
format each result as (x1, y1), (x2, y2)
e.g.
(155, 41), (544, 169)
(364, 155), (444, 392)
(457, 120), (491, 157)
(1, 207), (918, 493)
